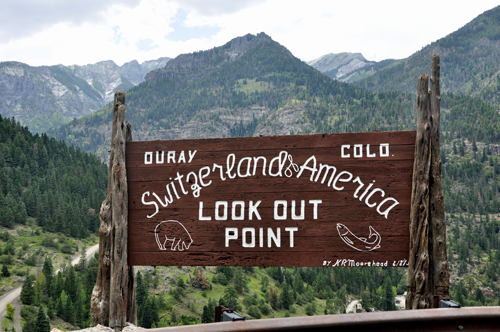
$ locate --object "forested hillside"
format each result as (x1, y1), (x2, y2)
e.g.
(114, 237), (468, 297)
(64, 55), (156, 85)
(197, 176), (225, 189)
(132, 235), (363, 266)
(0, 115), (107, 237)
(352, 5), (500, 103)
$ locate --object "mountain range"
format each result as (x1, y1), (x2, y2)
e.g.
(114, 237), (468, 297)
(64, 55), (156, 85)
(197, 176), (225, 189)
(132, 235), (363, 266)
(50, 31), (418, 162)
(0, 57), (170, 134)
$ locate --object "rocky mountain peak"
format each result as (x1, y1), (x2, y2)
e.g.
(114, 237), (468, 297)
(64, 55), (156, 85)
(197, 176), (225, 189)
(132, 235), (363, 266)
(307, 52), (371, 80)
(145, 32), (275, 83)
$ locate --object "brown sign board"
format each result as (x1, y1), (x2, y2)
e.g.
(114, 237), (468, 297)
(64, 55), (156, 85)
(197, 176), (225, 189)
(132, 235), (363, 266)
(126, 131), (416, 268)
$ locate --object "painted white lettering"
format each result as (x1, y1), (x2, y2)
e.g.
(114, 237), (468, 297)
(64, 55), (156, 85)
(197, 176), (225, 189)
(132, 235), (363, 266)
(178, 150), (186, 163)
(145, 152), (153, 164)
(199, 166), (212, 187)
(186, 171), (201, 197)
(226, 154), (236, 179)
(353, 176), (364, 198)
(359, 182), (374, 201)
(380, 143), (389, 157)
(252, 156), (267, 176)
(377, 197), (400, 219)
(156, 151), (164, 164)
(242, 228), (255, 248)
(332, 171), (353, 190)
(309, 200), (322, 219)
(249, 200), (262, 220)
(170, 180), (181, 199)
(365, 188), (385, 208)
(269, 151), (287, 177)
(198, 201), (211, 220)
(153, 183), (175, 207)
(188, 150), (197, 163)
(174, 172), (188, 195)
(225, 228), (238, 247)
(315, 163), (337, 186)
(274, 200), (287, 220)
(291, 200), (305, 220)
(237, 157), (252, 178)
(296, 155), (317, 180)
(167, 151), (175, 163)
(341, 145), (350, 158)
(141, 191), (159, 218)
(215, 201), (228, 220)
(268, 227), (281, 247)
(366, 144), (376, 157)
(232, 201), (245, 220)
(354, 144), (363, 158)
(213, 163), (226, 181)
(285, 227), (298, 247)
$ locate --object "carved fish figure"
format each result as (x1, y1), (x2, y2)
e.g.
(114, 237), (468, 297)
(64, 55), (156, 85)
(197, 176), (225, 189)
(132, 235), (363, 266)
(336, 223), (381, 252)
(155, 220), (193, 251)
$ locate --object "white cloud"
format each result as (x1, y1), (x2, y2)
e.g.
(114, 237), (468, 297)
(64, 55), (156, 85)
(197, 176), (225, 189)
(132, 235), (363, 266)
(0, 0), (498, 66)
(0, 0), (141, 43)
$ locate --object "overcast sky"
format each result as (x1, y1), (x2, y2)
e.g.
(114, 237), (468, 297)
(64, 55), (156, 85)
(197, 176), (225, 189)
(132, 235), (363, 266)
(0, 1), (498, 67)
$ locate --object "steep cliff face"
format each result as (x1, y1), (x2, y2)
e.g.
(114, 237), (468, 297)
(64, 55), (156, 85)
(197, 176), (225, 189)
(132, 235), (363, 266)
(68, 57), (171, 103)
(145, 33), (275, 83)
(0, 57), (170, 133)
(0, 62), (101, 132)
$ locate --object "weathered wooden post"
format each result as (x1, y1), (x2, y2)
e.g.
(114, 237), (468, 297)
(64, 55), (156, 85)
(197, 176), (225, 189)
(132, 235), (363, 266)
(407, 53), (450, 309)
(91, 90), (137, 330)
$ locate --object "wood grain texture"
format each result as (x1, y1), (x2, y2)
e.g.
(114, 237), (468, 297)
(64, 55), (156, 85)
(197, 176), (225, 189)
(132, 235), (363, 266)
(407, 53), (449, 310)
(429, 53), (450, 303)
(407, 73), (431, 310)
(127, 131), (415, 267)
(91, 91), (136, 330)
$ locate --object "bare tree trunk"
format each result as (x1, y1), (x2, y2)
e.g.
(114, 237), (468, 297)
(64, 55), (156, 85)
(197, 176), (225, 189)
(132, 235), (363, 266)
(407, 53), (449, 309)
(91, 90), (136, 330)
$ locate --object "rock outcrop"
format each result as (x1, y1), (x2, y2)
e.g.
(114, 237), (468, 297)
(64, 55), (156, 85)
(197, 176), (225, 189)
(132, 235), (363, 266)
(307, 52), (397, 82)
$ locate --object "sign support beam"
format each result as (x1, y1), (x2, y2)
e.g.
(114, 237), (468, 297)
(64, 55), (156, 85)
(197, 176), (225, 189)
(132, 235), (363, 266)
(407, 53), (450, 309)
(91, 90), (137, 330)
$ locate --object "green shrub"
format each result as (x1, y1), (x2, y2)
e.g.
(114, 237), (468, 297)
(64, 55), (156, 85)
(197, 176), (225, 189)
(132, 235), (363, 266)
(248, 305), (261, 319)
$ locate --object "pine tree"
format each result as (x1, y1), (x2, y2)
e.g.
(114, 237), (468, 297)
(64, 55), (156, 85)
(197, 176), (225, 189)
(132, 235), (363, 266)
(269, 286), (280, 310)
(35, 306), (50, 332)
(2, 264), (10, 277)
(78, 246), (87, 271)
(65, 296), (76, 325)
(21, 274), (35, 305)
(42, 258), (54, 297)
(136, 271), (148, 326)
(34, 273), (46, 305)
(141, 299), (152, 328)
(233, 267), (246, 294)
(66, 266), (77, 302)
(201, 305), (211, 323)
(280, 284), (292, 310)
(382, 278), (395, 311)
(23, 316), (36, 332)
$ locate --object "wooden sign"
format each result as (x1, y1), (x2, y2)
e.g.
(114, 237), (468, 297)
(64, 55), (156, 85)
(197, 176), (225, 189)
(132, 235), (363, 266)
(126, 131), (415, 267)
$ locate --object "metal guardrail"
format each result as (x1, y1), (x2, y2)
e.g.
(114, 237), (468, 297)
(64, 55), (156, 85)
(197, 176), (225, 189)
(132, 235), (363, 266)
(148, 306), (500, 331)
